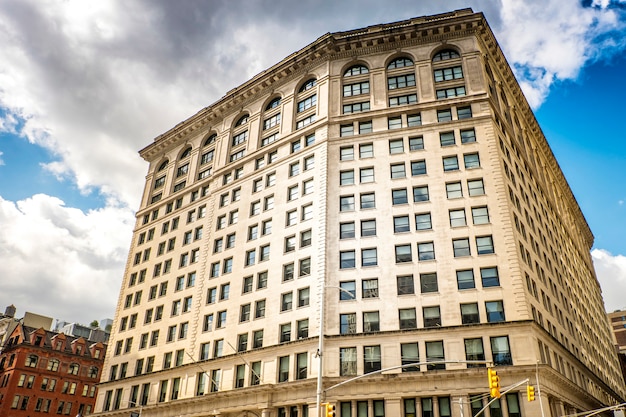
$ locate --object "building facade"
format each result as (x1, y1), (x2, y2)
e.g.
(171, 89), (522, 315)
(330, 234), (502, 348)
(0, 323), (106, 416)
(94, 9), (625, 417)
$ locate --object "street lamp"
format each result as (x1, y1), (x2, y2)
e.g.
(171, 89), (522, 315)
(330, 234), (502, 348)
(316, 285), (355, 417)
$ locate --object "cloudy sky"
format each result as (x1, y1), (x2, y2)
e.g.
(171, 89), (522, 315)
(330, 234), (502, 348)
(1, 0), (626, 324)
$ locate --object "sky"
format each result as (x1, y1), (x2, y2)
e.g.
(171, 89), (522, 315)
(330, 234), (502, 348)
(1, 0), (626, 325)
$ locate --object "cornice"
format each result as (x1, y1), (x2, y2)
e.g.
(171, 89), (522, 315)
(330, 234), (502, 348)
(140, 10), (485, 160)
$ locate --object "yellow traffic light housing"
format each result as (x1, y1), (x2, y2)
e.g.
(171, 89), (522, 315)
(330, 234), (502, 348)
(325, 403), (336, 417)
(527, 384), (535, 401)
(487, 368), (501, 398)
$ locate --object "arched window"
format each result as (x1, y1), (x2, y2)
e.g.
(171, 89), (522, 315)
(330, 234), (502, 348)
(47, 359), (60, 371)
(265, 97), (281, 111)
(68, 363), (80, 375)
(180, 147), (192, 159)
(235, 114), (249, 127)
(433, 49), (460, 62)
(203, 133), (217, 146)
(88, 366), (99, 378)
(157, 160), (168, 172)
(298, 78), (317, 93)
(0, 357), (6, 370)
(25, 354), (38, 368)
(344, 65), (369, 77)
(387, 57), (414, 69)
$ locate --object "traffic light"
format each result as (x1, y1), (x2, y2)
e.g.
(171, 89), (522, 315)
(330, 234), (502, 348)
(325, 403), (336, 417)
(487, 368), (501, 398)
(527, 384), (535, 401)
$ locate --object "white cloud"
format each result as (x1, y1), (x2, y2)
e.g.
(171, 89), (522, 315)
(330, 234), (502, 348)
(592, 248), (626, 312)
(498, 0), (626, 108)
(0, 194), (134, 322)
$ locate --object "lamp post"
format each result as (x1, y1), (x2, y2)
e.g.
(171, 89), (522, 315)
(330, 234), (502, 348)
(316, 285), (355, 417)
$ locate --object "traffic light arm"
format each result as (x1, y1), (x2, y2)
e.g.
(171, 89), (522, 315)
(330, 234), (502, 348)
(473, 378), (530, 417)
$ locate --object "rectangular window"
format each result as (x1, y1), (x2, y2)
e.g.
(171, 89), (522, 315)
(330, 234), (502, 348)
(415, 213), (432, 230)
(425, 341), (445, 370)
(457, 270), (475, 290)
(413, 185), (429, 202)
(280, 323), (291, 343)
(388, 117), (402, 130)
(408, 113), (421, 126)
(464, 153), (480, 169)
(360, 192), (376, 209)
(461, 129), (476, 143)
(399, 308), (417, 329)
(297, 95), (317, 112)
(362, 278), (378, 298)
(340, 251), (356, 269)
(359, 143), (374, 158)
(297, 318), (309, 338)
(486, 300), (505, 322)
(359, 120), (373, 134)
(490, 336), (512, 365)
(340, 222), (355, 239)
(395, 245), (412, 263)
(296, 352), (308, 380)
(481, 267), (500, 287)
(340, 124), (354, 137)
(340, 146), (354, 161)
(393, 215), (410, 233)
(410, 160), (426, 176)
(440, 132), (455, 146)
(446, 182), (463, 198)
(401, 343), (419, 372)
(363, 345), (382, 373)
(340, 195), (355, 211)
(343, 101), (370, 114)
(417, 242), (435, 261)
(468, 179), (485, 196)
(461, 303), (480, 324)
(340, 281), (356, 300)
(363, 311), (380, 332)
(281, 292), (293, 311)
(409, 136), (424, 150)
(443, 155), (459, 171)
(392, 188), (408, 205)
(437, 109), (452, 122)
(389, 139), (404, 154)
(255, 300), (266, 319)
(397, 275), (414, 295)
(453, 238), (471, 257)
(360, 167), (374, 183)
(472, 206), (489, 224)
(437, 86), (466, 99)
(390, 163), (406, 179)
(449, 209), (467, 227)
(298, 287), (310, 307)
(423, 306), (441, 327)
(457, 106), (472, 119)
(340, 347), (357, 376)
(299, 258), (311, 276)
(476, 235), (495, 254)
(389, 94), (417, 106)
(340, 313), (357, 335)
(340, 170), (355, 185)
(420, 273), (438, 293)
(361, 219), (376, 236)
(388, 73), (416, 89)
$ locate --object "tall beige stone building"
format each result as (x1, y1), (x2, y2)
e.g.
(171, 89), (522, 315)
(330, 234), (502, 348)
(93, 9), (625, 417)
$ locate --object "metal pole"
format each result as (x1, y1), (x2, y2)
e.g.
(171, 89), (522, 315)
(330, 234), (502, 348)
(536, 362), (546, 417)
(315, 283), (325, 417)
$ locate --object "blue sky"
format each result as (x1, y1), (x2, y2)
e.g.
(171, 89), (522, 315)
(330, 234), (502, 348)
(1, 0), (626, 323)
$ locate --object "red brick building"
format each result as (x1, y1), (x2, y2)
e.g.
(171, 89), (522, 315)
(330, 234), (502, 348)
(0, 323), (106, 416)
